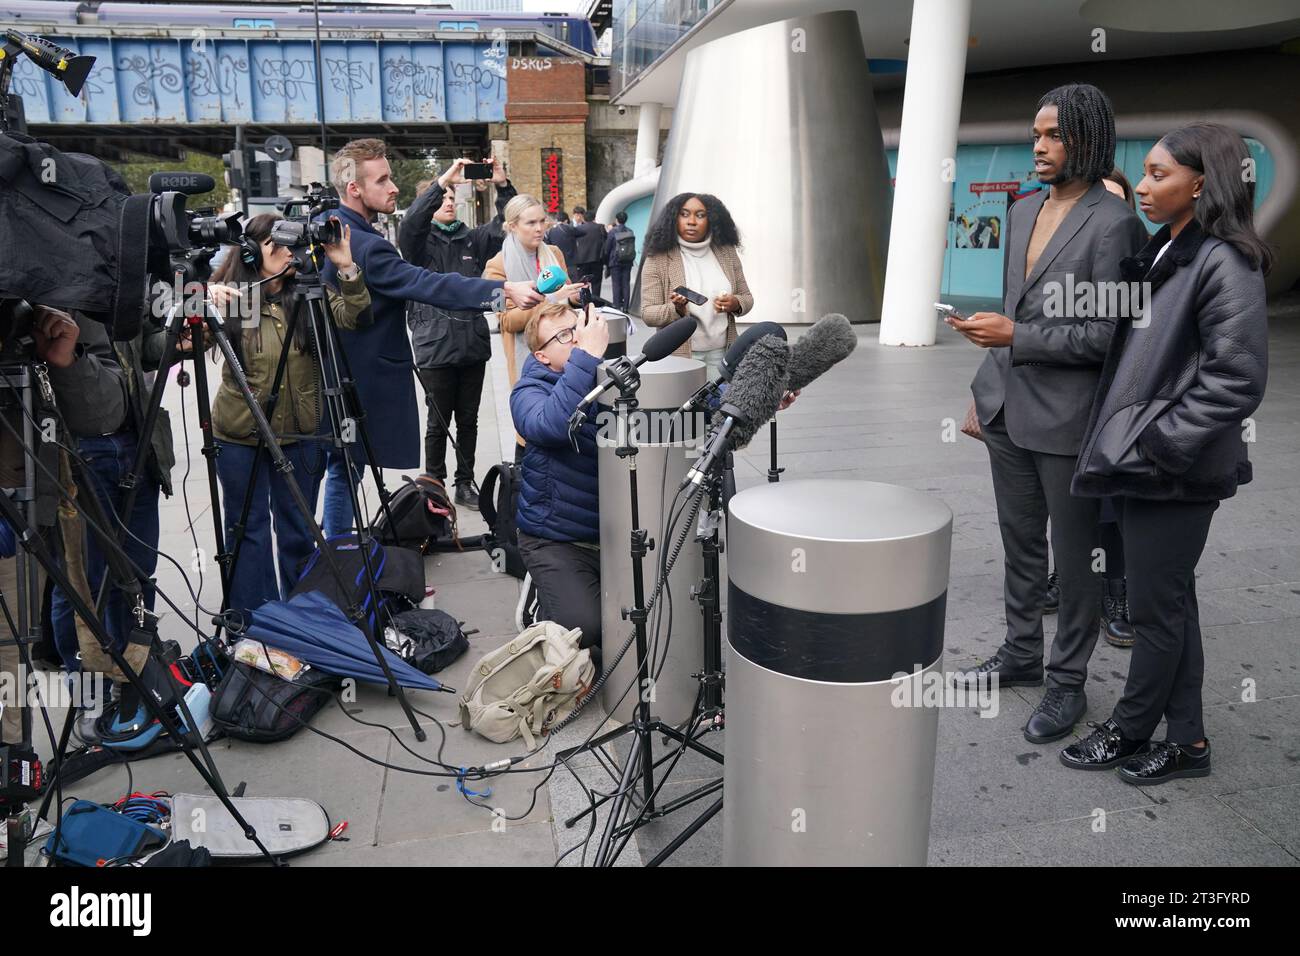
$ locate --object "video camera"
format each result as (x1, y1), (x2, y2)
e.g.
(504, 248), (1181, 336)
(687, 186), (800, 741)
(271, 182), (343, 249)
(150, 173), (243, 256)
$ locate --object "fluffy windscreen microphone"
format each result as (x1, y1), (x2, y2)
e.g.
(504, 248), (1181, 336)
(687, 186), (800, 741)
(683, 335), (788, 488)
(714, 333), (790, 450)
(786, 313), (857, 392)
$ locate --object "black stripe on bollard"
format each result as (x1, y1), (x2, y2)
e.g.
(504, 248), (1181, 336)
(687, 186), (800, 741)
(728, 580), (946, 682)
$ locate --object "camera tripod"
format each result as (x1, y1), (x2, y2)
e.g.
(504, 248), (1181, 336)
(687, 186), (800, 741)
(218, 240), (426, 738)
(120, 243), (429, 741)
(557, 367), (726, 867)
(0, 360), (278, 866)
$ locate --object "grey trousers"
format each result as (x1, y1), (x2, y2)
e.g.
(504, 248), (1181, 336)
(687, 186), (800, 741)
(982, 412), (1102, 689)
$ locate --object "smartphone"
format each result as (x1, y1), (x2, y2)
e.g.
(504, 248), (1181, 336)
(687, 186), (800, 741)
(934, 301), (967, 321)
(463, 163), (493, 180)
(674, 286), (709, 306)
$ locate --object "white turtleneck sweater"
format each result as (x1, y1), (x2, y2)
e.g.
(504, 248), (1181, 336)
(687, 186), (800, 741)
(677, 236), (731, 352)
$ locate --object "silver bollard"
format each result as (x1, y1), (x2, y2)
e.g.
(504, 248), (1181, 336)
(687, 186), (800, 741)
(597, 355), (708, 726)
(723, 479), (952, 866)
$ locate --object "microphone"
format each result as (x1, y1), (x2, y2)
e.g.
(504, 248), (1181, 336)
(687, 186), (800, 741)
(536, 265), (568, 296)
(786, 313), (857, 392)
(681, 334), (789, 489)
(570, 315), (697, 427)
(148, 171), (217, 196)
(677, 321), (787, 415)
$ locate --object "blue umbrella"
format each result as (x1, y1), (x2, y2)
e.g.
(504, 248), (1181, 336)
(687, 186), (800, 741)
(242, 591), (443, 692)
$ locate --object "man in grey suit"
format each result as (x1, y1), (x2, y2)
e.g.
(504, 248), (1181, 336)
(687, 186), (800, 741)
(950, 84), (1149, 743)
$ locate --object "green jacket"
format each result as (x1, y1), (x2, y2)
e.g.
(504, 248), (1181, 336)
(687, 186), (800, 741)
(115, 329), (176, 496)
(212, 270), (371, 444)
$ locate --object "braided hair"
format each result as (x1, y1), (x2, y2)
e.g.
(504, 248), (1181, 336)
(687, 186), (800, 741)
(1037, 83), (1116, 185)
(642, 193), (742, 256)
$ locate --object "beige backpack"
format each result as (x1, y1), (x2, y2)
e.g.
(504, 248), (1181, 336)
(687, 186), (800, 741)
(458, 621), (595, 746)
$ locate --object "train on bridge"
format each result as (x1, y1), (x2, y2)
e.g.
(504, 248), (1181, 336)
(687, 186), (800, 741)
(0, 1), (598, 53)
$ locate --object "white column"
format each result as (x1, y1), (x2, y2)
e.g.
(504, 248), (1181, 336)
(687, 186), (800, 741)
(878, 0), (971, 346)
(634, 102), (662, 177)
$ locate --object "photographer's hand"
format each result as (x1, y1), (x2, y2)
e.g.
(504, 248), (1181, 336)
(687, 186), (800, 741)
(32, 306), (80, 369)
(438, 158), (470, 191)
(323, 220), (355, 272)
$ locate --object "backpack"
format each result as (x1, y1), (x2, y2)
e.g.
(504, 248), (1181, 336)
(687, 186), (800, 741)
(479, 462), (526, 579)
(615, 230), (637, 265)
(458, 621), (595, 747)
(209, 661), (340, 743)
(291, 533), (426, 631)
(372, 475), (457, 552)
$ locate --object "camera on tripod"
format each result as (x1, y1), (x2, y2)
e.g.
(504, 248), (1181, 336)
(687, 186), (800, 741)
(271, 183), (343, 249)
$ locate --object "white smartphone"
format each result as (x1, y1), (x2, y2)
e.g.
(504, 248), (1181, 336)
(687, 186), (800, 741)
(934, 302), (967, 321)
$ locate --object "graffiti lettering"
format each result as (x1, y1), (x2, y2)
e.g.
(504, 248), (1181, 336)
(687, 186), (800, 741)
(254, 57), (316, 99)
(185, 53), (248, 108)
(383, 55), (444, 111)
(118, 54), (183, 107)
(326, 58), (372, 95)
(451, 60), (504, 98)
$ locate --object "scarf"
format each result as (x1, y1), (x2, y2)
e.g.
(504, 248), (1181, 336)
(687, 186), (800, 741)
(502, 232), (561, 372)
(677, 235), (730, 351)
(434, 218), (463, 234)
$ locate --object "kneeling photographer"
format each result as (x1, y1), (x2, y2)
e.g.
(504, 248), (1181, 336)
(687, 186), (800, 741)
(205, 214), (370, 614)
(510, 302), (608, 665)
(1, 302), (129, 746)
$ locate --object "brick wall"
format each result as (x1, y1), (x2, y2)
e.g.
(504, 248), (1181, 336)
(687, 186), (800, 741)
(504, 57), (590, 212)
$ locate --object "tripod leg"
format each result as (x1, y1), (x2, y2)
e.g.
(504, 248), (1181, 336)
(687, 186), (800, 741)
(300, 287), (430, 740)
(184, 315), (233, 605)
(645, 796), (722, 867)
(0, 491), (279, 863)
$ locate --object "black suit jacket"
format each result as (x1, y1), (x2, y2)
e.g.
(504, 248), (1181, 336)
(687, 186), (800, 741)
(970, 180), (1150, 456)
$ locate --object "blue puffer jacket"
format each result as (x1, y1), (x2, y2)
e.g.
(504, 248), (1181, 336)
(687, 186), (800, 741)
(511, 350), (601, 542)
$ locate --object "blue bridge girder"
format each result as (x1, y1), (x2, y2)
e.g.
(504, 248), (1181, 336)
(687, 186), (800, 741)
(7, 29), (519, 126)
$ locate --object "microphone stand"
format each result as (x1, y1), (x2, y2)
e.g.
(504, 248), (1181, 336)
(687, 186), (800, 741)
(767, 418), (784, 483)
(557, 363), (724, 867)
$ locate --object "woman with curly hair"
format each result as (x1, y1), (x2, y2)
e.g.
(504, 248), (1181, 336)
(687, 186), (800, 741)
(640, 192), (753, 373)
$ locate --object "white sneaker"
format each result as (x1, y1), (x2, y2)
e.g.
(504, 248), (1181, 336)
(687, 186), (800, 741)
(515, 573), (538, 632)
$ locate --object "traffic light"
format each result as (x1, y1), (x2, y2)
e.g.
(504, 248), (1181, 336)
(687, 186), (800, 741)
(223, 148), (246, 192)
(222, 147), (276, 198)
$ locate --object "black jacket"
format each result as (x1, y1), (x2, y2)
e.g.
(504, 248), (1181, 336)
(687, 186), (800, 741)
(545, 223), (577, 263)
(398, 180), (514, 369)
(605, 224), (635, 270)
(571, 221), (606, 266)
(1072, 221), (1269, 501)
(970, 181), (1151, 456)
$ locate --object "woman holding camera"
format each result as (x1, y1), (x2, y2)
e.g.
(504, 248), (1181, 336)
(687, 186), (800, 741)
(1063, 123), (1270, 783)
(640, 192), (753, 376)
(206, 213), (371, 612)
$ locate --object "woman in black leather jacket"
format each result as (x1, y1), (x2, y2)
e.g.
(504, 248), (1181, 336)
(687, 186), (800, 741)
(1061, 123), (1271, 784)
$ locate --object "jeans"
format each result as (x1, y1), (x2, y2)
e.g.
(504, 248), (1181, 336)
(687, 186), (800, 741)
(417, 363), (486, 485)
(322, 450), (365, 538)
(216, 438), (325, 612)
(695, 347), (727, 380)
(52, 432), (161, 671)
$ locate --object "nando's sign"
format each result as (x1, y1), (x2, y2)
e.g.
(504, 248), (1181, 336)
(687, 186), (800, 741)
(541, 148), (563, 214)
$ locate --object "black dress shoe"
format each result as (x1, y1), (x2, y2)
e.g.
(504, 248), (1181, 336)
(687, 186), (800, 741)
(1102, 579), (1135, 648)
(454, 482), (480, 511)
(1043, 569), (1060, 614)
(952, 655), (1043, 689)
(1024, 686), (1086, 743)
(1060, 718), (1150, 770)
(1118, 739), (1211, 786)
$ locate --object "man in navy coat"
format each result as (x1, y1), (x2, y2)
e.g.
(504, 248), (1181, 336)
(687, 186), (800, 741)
(318, 138), (545, 535)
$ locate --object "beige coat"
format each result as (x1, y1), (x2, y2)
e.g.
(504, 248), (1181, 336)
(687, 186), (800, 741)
(639, 243), (753, 357)
(484, 245), (570, 389)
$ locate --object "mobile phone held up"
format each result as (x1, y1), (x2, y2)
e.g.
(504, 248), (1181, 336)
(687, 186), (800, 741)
(463, 163), (493, 180)
(674, 286), (709, 306)
(934, 301), (967, 321)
